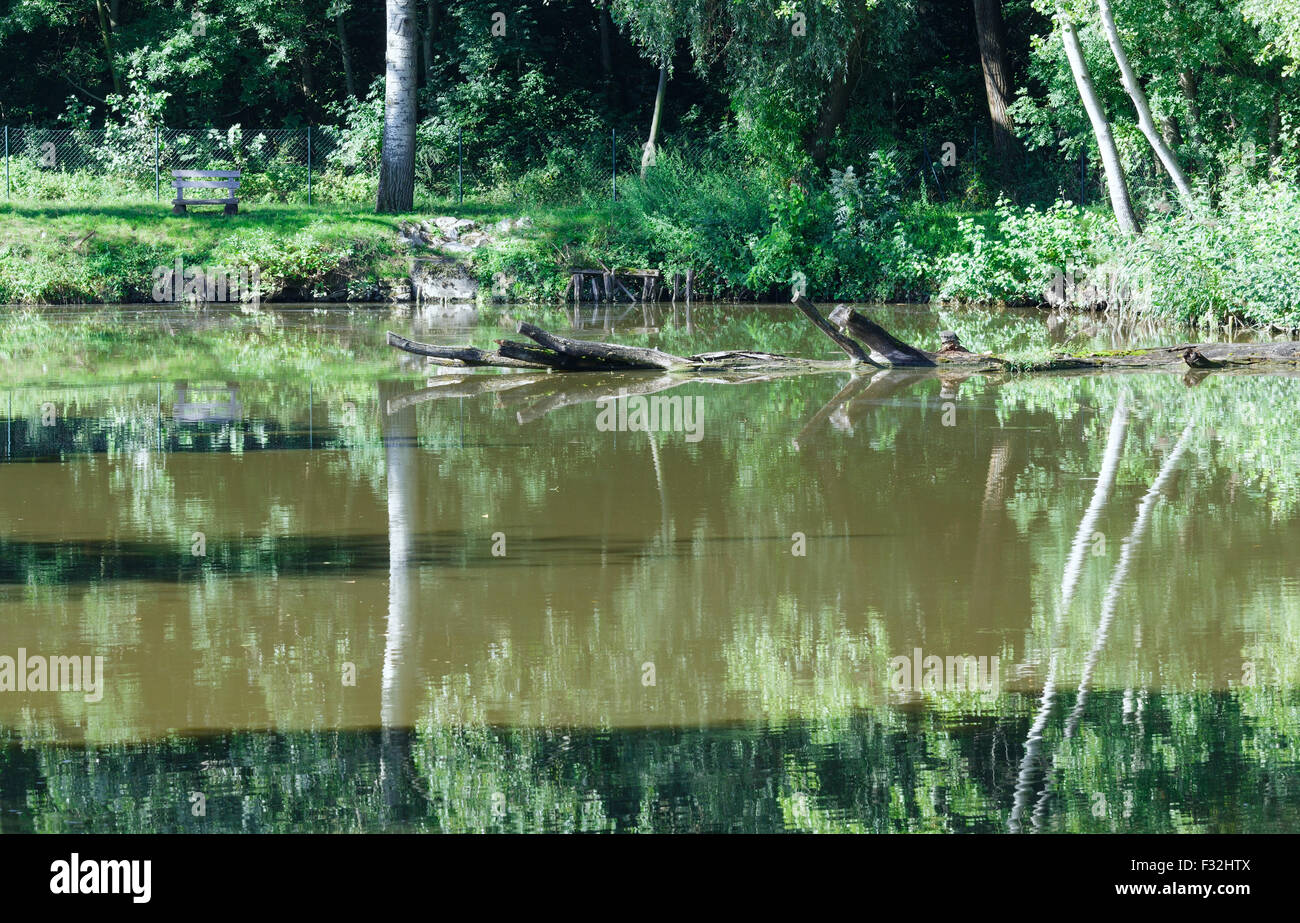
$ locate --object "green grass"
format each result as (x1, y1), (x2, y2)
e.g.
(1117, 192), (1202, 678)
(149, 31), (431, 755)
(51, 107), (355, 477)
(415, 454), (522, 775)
(0, 197), (609, 305)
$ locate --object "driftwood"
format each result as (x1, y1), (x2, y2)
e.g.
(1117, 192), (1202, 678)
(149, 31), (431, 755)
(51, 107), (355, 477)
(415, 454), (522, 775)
(387, 295), (1300, 378)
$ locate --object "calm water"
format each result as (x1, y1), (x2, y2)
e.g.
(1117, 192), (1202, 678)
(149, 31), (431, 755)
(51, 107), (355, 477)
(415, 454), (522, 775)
(1, 303), (1298, 832)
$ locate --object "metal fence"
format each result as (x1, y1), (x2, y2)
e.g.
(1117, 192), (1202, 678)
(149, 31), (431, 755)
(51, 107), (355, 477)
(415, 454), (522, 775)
(0, 124), (654, 206)
(0, 123), (1094, 208)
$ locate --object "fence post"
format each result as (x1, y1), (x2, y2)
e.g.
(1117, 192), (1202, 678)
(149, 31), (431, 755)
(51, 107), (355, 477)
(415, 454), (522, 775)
(307, 126), (312, 205)
(611, 128), (616, 203)
(154, 127), (160, 202)
(457, 126), (463, 206)
(4, 126), (9, 200)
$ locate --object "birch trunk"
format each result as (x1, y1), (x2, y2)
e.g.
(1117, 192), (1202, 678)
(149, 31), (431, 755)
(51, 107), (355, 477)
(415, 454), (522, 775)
(1059, 13), (1141, 235)
(377, 0), (418, 213)
(1095, 0), (1195, 204)
(641, 64), (667, 178)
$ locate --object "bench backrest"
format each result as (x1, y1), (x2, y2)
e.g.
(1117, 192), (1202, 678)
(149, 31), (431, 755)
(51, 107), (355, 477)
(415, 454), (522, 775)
(171, 170), (241, 203)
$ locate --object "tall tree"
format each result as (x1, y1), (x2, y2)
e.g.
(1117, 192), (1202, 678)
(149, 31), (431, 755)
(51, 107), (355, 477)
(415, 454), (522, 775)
(331, 1), (357, 99)
(1057, 10), (1141, 234)
(809, 21), (867, 168)
(423, 1), (437, 89)
(972, 0), (1015, 170)
(94, 0), (123, 98)
(377, 0), (418, 213)
(1095, 0), (1195, 204)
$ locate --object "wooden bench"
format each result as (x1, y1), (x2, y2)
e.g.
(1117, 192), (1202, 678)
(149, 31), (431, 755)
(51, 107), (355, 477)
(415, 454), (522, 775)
(172, 170), (240, 215)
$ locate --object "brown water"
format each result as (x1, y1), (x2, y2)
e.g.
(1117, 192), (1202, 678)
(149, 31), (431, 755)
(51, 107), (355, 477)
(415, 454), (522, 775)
(1, 303), (1298, 832)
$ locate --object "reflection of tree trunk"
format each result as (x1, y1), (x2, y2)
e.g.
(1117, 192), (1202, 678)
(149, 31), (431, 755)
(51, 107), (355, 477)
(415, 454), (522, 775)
(1009, 394), (1129, 832)
(1065, 421), (1194, 737)
(972, 0), (1015, 174)
(1058, 13), (1141, 235)
(1095, 0), (1194, 203)
(641, 64), (667, 177)
(971, 437), (1014, 615)
(379, 380), (420, 813)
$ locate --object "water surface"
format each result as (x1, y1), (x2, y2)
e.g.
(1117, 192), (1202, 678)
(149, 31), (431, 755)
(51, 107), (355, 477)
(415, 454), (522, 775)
(2, 303), (1298, 832)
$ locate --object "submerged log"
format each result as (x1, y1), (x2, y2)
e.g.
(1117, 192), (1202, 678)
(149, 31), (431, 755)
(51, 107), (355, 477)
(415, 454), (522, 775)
(386, 296), (1300, 379)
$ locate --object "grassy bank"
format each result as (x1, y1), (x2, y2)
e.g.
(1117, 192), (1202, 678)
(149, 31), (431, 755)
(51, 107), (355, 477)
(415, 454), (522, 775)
(4, 173), (1300, 331)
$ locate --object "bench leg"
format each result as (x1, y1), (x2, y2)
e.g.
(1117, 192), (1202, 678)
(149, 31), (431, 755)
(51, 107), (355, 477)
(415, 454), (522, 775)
(172, 203), (187, 215)
(224, 203), (238, 216)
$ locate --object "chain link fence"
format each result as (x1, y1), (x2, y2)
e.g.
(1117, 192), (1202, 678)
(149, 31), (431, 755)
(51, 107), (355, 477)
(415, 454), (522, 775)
(0, 126), (378, 204)
(0, 124), (698, 208)
(0, 123), (1077, 209)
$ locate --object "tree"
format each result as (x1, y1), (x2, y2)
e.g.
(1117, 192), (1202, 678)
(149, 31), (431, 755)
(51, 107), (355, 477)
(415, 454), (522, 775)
(1094, 0), (1194, 205)
(377, 0), (418, 213)
(331, 0), (358, 99)
(1057, 9), (1141, 234)
(94, 0), (123, 98)
(972, 0), (1015, 171)
(642, 63), (667, 177)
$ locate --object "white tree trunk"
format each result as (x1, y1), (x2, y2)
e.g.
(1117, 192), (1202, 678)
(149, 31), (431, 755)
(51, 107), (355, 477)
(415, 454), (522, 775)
(1096, 0), (1195, 205)
(377, 0), (418, 213)
(641, 64), (667, 178)
(1059, 13), (1141, 236)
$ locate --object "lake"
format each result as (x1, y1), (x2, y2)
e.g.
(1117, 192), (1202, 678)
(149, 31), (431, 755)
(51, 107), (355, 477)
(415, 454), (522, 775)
(1, 302), (1298, 832)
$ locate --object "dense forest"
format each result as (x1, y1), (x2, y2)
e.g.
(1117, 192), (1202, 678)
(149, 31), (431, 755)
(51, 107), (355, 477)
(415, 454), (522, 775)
(1, 1), (1299, 321)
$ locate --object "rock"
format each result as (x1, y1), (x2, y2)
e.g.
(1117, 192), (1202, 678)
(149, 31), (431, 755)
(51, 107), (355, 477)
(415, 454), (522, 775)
(411, 256), (478, 301)
(433, 216), (459, 231)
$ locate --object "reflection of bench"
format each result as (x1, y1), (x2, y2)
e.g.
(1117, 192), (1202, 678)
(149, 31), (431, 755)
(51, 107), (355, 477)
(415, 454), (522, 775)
(568, 267), (689, 303)
(173, 383), (241, 423)
(172, 170), (240, 215)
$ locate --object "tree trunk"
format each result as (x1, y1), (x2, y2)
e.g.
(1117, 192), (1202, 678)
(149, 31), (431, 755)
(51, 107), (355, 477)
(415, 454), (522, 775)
(423, 0), (437, 89)
(810, 28), (865, 169)
(299, 51), (315, 104)
(1178, 69), (1200, 138)
(1161, 114), (1182, 150)
(1058, 13), (1141, 235)
(599, 6), (614, 77)
(641, 64), (667, 178)
(336, 11), (357, 99)
(1269, 91), (1281, 167)
(972, 0), (1015, 171)
(95, 0), (123, 98)
(377, 0), (418, 213)
(1096, 0), (1194, 204)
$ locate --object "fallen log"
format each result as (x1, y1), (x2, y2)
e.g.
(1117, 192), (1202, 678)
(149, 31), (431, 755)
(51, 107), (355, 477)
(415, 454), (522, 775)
(386, 296), (1300, 378)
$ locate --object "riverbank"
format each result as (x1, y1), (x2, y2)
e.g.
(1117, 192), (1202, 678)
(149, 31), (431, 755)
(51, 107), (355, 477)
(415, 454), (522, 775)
(3, 182), (1299, 332)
